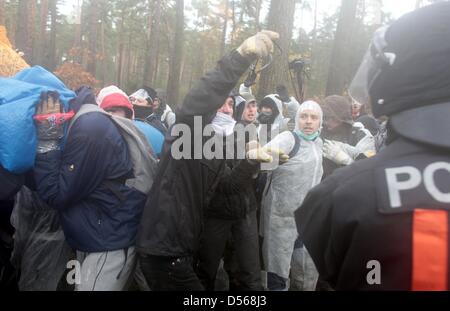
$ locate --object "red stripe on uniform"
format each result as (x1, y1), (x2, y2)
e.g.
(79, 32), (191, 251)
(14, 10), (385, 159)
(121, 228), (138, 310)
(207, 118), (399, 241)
(412, 209), (448, 291)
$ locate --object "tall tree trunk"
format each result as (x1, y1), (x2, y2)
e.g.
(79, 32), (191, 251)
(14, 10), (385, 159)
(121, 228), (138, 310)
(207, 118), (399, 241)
(87, 0), (100, 75)
(311, 0), (319, 86)
(124, 36), (132, 88)
(37, 0), (49, 64)
(256, 0), (296, 100)
(325, 0), (359, 96)
(255, 0), (262, 30)
(0, 0), (5, 25)
(313, 0), (318, 42)
(29, 0), (36, 63)
(16, 0), (35, 63)
(220, 0), (229, 57)
(81, 1), (88, 68)
(153, 37), (160, 84)
(117, 9), (125, 85)
(42, 0), (57, 70)
(143, 0), (161, 86)
(139, 1), (152, 85)
(193, 43), (205, 86)
(167, 0), (184, 108)
(130, 50), (136, 80)
(180, 55), (186, 85)
(100, 18), (107, 84)
(73, 0), (82, 64)
(230, 0), (236, 45)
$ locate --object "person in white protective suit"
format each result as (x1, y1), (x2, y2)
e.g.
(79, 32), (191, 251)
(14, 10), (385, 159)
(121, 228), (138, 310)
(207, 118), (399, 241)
(260, 100), (323, 291)
(276, 84), (301, 132)
(257, 94), (289, 144)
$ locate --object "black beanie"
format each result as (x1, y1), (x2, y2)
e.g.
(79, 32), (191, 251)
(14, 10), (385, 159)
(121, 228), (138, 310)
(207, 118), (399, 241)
(259, 97), (279, 115)
(370, 2), (450, 118)
(355, 115), (379, 136)
(142, 86), (158, 103)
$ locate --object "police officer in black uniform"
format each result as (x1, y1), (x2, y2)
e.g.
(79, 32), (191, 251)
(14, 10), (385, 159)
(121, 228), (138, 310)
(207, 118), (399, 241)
(295, 2), (450, 290)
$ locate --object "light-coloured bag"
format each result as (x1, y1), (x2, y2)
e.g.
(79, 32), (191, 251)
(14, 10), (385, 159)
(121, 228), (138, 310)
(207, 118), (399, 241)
(68, 104), (158, 195)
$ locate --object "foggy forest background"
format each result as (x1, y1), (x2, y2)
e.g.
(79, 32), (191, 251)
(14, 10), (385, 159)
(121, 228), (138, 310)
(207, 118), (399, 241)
(0, 0), (443, 107)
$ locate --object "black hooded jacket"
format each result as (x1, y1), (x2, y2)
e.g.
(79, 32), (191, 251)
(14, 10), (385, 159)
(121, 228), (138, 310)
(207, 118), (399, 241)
(296, 133), (450, 290)
(137, 51), (259, 257)
(205, 120), (259, 220)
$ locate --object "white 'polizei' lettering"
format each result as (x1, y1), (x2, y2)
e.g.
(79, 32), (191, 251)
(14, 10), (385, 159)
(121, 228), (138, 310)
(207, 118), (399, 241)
(385, 162), (450, 208)
(385, 166), (421, 208)
(423, 162), (450, 203)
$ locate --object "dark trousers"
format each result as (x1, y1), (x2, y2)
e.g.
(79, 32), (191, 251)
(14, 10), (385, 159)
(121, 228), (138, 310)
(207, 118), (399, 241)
(267, 272), (287, 291)
(0, 200), (17, 291)
(0, 231), (17, 291)
(266, 238), (306, 291)
(139, 254), (204, 291)
(197, 210), (262, 291)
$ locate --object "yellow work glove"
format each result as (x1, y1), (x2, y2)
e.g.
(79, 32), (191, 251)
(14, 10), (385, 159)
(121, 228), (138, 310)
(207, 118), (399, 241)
(265, 147), (290, 163)
(237, 30), (280, 59)
(246, 141), (290, 163)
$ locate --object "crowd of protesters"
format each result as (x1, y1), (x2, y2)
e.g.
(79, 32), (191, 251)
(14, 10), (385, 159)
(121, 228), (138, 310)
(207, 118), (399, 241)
(2, 2), (450, 291)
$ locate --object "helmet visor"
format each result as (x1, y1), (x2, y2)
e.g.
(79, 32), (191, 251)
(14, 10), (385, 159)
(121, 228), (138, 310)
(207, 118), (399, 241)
(348, 26), (395, 106)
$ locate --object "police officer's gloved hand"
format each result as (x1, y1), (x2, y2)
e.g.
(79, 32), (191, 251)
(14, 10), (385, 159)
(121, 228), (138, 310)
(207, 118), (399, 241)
(34, 91), (73, 154)
(323, 140), (353, 166)
(237, 30), (279, 60)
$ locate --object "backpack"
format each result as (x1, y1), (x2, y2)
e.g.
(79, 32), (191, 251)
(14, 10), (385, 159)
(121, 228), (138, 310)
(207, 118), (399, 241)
(288, 131), (302, 158)
(67, 104), (158, 196)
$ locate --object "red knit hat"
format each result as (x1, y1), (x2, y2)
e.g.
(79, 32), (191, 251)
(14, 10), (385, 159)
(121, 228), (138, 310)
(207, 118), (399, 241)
(97, 86), (134, 118)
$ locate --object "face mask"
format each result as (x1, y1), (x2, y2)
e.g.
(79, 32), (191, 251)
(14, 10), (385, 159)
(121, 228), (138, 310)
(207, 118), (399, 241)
(258, 111), (274, 125)
(294, 129), (320, 141)
(134, 105), (153, 120)
(211, 112), (236, 137)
